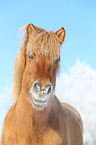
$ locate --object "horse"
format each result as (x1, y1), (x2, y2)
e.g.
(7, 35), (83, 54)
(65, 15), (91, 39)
(1, 24), (83, 145)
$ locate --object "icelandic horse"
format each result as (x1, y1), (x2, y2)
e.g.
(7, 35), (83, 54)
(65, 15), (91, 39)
(1, 24), (83, 145)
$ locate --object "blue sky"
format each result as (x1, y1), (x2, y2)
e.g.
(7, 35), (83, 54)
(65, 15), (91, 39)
(0, 0), (96, 90)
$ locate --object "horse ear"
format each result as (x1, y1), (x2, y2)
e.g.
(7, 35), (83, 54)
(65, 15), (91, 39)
(26, 23), (36, 40)
(55, 27), (66, 44)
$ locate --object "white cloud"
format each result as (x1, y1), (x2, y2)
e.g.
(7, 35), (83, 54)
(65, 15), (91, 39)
(0, 59), (96, 145)
(55, 59), (96, 145)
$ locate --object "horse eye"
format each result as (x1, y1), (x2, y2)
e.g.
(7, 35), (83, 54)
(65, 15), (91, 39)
(55, 58), (60, 64)
(29, 55), (34, 60)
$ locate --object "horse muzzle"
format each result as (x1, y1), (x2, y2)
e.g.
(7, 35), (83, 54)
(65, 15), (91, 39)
(29, 81), (53, 107)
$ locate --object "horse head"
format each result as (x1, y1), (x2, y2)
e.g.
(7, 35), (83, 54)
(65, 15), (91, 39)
(12, 24), (65, 110)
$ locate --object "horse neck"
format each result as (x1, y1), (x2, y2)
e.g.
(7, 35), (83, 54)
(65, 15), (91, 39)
(15, 89), (52, 123)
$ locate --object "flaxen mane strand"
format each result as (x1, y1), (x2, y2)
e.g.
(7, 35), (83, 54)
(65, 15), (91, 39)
(11, 41), (26, 105)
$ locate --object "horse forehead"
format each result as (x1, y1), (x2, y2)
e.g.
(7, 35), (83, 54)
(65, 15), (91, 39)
(34, 56), (53, 76)
(36, 55), (53, 66)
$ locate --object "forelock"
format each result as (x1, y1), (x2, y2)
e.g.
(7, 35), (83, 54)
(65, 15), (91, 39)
(26, 29), (61, 60)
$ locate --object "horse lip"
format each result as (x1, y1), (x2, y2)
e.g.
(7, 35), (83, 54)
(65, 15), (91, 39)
(31, 92), (50, 105)
(32, 96), (48, 104)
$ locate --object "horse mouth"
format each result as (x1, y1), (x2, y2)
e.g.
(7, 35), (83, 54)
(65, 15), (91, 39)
(32, 96), (49, 105)
(29, 89), (51, 108)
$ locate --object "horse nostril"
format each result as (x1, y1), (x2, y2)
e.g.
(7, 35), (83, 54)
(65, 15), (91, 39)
(45, 84), (52, 95)
(32, 82), (52, 95)
(33, 81), (41, 94)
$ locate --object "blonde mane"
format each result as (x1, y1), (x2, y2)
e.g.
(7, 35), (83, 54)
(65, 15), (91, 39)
(11, 24), (65, 105)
